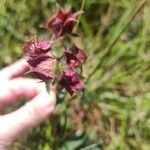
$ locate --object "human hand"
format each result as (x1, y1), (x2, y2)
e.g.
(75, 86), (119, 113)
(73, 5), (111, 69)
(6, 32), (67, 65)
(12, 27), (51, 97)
(0, 59), (56, 150)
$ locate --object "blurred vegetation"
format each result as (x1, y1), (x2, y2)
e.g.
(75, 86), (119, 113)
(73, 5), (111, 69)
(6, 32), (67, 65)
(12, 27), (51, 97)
(0, 0), (150, 149)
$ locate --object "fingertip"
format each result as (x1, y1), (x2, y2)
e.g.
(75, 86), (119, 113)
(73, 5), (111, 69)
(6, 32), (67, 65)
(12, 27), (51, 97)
(50, 85), (56, 94)
(49, 85), (57, 102)
(29, 90), (56, 120)
(0, 59), (30, 80)
(12, 58), (30, 72)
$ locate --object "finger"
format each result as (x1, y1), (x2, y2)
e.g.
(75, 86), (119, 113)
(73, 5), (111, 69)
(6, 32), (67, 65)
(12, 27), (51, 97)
(0, 88), (56, 142)
(0, 78), (45, 111)
(0, 59), (29, 80)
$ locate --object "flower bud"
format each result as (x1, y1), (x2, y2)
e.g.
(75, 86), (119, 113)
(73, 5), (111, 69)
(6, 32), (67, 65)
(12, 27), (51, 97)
(48, 9), (78, 37)
(59, 68), (84, 95)
(64, 46), (86, 68)
(27, 55), (56, 81)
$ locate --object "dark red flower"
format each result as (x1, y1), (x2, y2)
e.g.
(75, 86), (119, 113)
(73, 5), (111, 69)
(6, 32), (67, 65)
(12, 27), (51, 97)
(59, 68), (84, 95)
(64, 46), (86, 68)
(27, 55), (56, 81)
(24, 40), (52, 58)
(48, 9), (79, 37)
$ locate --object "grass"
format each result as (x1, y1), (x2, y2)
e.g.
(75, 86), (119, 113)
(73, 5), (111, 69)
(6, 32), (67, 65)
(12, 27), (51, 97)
(0, 0), (150, 149)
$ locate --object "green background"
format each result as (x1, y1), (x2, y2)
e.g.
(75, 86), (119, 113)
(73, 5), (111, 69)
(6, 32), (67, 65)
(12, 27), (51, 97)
(0, 0), (149, 149)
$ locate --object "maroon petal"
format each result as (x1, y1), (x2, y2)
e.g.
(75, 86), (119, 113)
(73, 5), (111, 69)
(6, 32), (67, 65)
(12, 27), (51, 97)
(71, 81), (84, 91)
(64, 68), (75, 76)
(64, 51), (80, 68)
(64, 46), (86, 68)
(56, 9), (70, 21)
(36, 41), (52, 51)
(48, 18), (64, 37)
(66, 87), (74, 96)
(30, 71), (53, 81)
(62, 17), (77, 34)
(71, 46), (86, 63)
(24, 40), (52, 58)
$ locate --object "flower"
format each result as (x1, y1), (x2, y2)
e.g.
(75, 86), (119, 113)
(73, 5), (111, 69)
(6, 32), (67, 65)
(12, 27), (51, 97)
(27, 55), (56, 81)
(48, 9), (79, 37)
(24, 40), (52, 58)
(64, 46), (86, 68)
(59, 68), (84, 95)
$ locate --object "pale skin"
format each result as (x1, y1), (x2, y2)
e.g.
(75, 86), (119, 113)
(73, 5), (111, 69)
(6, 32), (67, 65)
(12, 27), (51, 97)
(0, 59), (56, 150)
